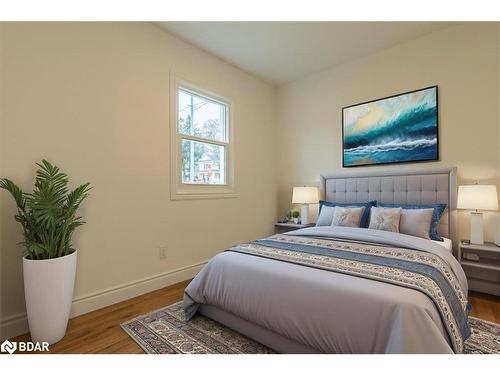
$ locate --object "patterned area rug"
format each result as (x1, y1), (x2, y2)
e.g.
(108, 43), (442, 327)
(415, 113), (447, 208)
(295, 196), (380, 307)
(465, 317), (500, 354)
(121, 302), (500, 354)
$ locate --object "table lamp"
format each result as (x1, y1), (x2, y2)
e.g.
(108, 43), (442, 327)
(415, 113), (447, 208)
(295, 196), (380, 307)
(457, 184), (498, 245)
(292, 186), (319, 225)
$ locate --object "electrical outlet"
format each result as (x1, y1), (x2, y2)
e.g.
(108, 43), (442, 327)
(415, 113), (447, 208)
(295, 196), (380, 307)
(159, 246), (167, 259)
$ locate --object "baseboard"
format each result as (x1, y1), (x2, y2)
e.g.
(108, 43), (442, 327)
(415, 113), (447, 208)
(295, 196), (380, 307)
(0, 260), (207, 340)
(69, 260), (207, 317)
(0, 312), (29, 341)
(468, 278), (500, 297)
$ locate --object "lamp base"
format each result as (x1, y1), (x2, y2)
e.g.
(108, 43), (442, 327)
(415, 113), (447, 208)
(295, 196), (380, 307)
(495, 215), (500, 246)
(470, 211), (484, 245)
(300, 204), (309, 225)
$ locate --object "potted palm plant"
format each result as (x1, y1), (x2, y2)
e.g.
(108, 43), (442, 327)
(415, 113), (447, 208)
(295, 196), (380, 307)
(0, 160), (91, 344)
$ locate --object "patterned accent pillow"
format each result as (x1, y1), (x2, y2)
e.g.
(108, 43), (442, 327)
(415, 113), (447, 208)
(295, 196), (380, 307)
(318, 200), (377, 228)
(331, 207), (364, 228)
(368, 207), (402, 233)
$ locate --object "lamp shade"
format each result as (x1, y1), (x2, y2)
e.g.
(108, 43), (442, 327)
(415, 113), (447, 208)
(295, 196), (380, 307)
(457, 185), (498, 211)
(292, 186), (319, 204)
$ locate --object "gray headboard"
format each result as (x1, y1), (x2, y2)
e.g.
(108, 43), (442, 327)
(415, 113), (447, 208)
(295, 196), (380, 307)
(319, 167), (457, 242)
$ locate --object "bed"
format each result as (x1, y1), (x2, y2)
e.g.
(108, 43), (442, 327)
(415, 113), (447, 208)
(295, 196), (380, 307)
(183, 167), (470, 354)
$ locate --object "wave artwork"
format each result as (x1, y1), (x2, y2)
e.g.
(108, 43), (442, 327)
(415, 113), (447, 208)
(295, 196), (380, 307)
(342, 86), (438, 167)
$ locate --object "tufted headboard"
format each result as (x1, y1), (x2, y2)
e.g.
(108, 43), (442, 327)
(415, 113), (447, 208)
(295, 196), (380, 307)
(319, 167), (457, 243)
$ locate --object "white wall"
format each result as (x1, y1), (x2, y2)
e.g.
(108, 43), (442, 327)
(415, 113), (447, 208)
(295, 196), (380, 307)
(0, 22), (277, 338)
(277, 23), (500, 241)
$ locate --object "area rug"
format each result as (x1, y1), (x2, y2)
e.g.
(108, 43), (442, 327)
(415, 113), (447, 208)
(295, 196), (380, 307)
(121, 302), (500, 354)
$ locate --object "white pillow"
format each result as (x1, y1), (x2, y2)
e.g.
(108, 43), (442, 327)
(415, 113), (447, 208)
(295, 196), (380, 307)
(331, 206), (364, 228)
(399, 208), (434, 239)
(368, 207), (402, 233)
(316, 205), (336, 226)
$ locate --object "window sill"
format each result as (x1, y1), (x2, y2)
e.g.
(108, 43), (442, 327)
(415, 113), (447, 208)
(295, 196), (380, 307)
(170, 186), (238, 200)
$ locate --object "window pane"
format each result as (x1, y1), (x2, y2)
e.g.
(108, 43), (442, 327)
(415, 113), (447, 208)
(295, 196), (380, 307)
(178, 89), (227, 142)
(181, 139), (225, 185)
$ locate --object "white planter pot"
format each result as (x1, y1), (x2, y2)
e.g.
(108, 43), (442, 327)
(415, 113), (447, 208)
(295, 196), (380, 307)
(23, 250), (77, 344)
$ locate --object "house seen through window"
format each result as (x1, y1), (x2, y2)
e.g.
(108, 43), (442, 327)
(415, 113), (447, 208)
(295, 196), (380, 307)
(177, 88), (229, 185)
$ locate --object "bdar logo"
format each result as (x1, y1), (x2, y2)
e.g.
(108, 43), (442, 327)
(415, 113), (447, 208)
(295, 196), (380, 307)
(1, 339), (17, 354)
(0, 339), (48, 354)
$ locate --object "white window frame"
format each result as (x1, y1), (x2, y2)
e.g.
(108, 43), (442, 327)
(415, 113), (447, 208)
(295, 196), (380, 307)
(170, 73), (236, 200)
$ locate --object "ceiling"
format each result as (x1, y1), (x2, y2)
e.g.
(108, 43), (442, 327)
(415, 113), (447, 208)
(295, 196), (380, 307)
(158, 22), (454, 85)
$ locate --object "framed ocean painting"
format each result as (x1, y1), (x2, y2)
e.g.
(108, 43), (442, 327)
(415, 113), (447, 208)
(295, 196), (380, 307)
(342, 86), (438, 167)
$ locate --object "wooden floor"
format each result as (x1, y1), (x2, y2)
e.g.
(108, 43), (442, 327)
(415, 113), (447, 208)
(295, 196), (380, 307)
(468, 291), (500, 324)
(14, 279), (191, 354)
(13, 281), (500, 354)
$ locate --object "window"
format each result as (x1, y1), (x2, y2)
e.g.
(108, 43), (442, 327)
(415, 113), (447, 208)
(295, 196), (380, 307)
(170, 75), (235, 199)
(178, 89), (227, 185)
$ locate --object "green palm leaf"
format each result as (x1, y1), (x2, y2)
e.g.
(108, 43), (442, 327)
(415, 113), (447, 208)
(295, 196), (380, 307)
(0, 160), (91, 260)
(0, 178), (26, 210)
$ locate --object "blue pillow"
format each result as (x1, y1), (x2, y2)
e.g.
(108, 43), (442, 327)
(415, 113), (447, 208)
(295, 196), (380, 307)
(377, 203), (447, 241)
(319, 200), (377, 228)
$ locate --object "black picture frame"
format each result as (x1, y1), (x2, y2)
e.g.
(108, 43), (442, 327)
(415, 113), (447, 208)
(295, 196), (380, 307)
(342, 85), (439, 168)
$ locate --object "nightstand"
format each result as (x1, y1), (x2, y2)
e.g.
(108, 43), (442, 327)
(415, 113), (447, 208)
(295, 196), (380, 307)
(274, 222), (315, 234)
(458, 241), (500, 296)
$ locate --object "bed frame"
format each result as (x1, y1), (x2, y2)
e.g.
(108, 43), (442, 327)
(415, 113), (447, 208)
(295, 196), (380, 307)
(200, 166), (458, 353)
(319, 166), (458, 249)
